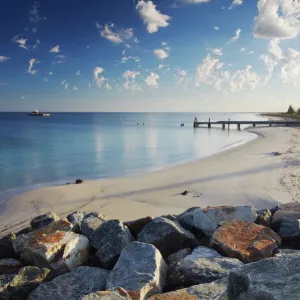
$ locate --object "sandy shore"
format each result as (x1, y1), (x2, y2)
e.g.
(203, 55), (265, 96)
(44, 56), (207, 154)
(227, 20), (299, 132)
(1, 125), (300, 236)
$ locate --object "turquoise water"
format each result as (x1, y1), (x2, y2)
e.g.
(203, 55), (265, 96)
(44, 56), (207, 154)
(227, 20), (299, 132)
(0, 112), (264, 195)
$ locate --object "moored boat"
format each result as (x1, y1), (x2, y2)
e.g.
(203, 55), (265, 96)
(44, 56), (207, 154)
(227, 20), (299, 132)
(28, 110), (51, 117)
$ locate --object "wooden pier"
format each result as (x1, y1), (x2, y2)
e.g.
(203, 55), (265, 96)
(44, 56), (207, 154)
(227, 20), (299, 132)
(193, 118), (300, 130)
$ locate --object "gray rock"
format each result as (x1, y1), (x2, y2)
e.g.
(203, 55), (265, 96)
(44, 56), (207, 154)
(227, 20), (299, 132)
(8, 266), (50, 300)
(168, 253), (242, 290)
(28, 266), (110, 300)
(191, 246), (222, 259)
(149, 279), (227, 300)
(272, 202), (300, 230)
(177, 207), (201, 219)
(30, 212), (60, 230)
(138, 217), (198, 258)
(0, 259), (23, 275)
(274, 249), (300, 257)
(91, 220), (134, 269)
(255, 209), (272, 227)
(0, 234), (17, 260)
(167, 248), (191, 265)
(124, 216), (153, 238)
(107, 242), (167, 300)
(82, 288), (132, 299)
(67, 211), (86, 233)
(227, 252), (300, 300)
(191, 206), (257, 236)
(81, 215), (106, 239)
(0, 274), (15, 300)
(279, 219), (300, 241)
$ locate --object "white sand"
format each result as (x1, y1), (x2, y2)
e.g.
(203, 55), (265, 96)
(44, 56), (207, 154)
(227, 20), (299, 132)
(1, 125), (299, 236)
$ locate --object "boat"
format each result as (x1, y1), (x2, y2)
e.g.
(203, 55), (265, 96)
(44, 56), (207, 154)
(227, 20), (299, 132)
(28, 110), (51, 117)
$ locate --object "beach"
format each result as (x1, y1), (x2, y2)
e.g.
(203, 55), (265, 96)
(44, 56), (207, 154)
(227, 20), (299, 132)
(1, 124), (299, 236)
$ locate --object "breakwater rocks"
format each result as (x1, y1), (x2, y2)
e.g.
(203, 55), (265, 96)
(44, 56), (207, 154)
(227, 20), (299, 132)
(1, 203), (300, 299)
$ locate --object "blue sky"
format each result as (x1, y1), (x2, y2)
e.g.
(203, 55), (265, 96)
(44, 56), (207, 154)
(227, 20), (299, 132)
(0, 0), (300, 112)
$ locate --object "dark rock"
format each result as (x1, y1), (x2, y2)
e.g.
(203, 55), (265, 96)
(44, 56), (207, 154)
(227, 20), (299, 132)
(90, 220), (134, 269)
(67, 211), (86, 233)
(189, 246), (222, 259)
(75, 179), (83, 184)
(83, 288), (132, 299)
(177, 211), (204, 236)
(30, 212), (60, 230)
(167, 248), (191, 265)
(106, 242), (167, 300)
(161, 215), (178, 222)
(138, 217), (198, 258)
(124, 216), (153, 238)
(255, 209), (272, 227)
(279, 219), (300, 241)
(28, 266), (110, 300)
(272, 202), (300, 230)
(0, 234), (17, 260)
(177, 207), (200, 220)
(149, 279), (227, 300)
(0, 259), (23, 275)
(227, 253), (300, 299)
(81, 214), (107, 239)
(181, 190), (189, 196)
(210, 220), (281, 263)
(8, 266), (50, 300)
(0, 274), (15, 300)
(15, 227), (32, 236)
(274, 249), (300, 257)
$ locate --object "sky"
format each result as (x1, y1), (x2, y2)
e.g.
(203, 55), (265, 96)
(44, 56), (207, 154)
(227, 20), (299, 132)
(0, 0), (300, 112)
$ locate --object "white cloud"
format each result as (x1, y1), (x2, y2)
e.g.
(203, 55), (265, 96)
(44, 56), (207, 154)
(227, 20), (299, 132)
(43, 77), (48, 82)
(94, 67), (106, 87)
(49, 45), (60, 53)
(184, 0), (212, 3)
(76, 70), (80, 76)
(105, 83), (112, 90)
(0, 56), (10, 63)
(134, 37), (140, 44)
(153, 48), (169, 59)
(61, 80), (67, 85)
(136, 0), (171, 33)
(161, 41), (167, 46)
(227, 28), (242, 44)
(32, 27), (37, 33)
(248, 51), (255, 54)
(254, 0), (300, 39)
(121, 56), (140, 63)
(33, 39), (40, 49)
(158, 64), (168, 69)
(65, 83), (69, 90)
(125, 44), (131, 48)
(29, 1), (41, 23)
(123, 70), (142, 91)
(260, 54), (278, 84)
(230, 65), (260, 91)
(240, 47), (246, 52)
(48, 72), (53, 75)
(145, 72), (160, 87)
(177, 69), (189, 87)
(73, 87), (78, 90)
(97, 23), (134, 43)
(214, 26), (220, 30)
(230, 0), (243, 9)
(178, 69), (188, 77)
(13, 36), (28, 50)
(209, 48), (223, 56)
(27, 58), (38, 75)
(268, 38), (283, 60)
(56, 55), (66, 59)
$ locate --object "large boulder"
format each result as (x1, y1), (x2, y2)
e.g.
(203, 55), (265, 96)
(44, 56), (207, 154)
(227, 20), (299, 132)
(81, 214), (107, 239)
(149, 280), (227, 300)
(210, 220), (281, 263)
(0, 274), (15, 300)
(107, 242), (167, 300)
(255, 209), (272, 227)
(167, 252), (242, 290)
(28, 266), (110, 300)
(124, 216), (153, 238)
(0, 234), (17, 259)
(90, 220), (134, 269)
(272, 202), (300, 230)
(67, 211), (86, 233)
(190, 246), (222, 259)
(137, 217), (198, 258)
(191, 206), (257, 236)
(8, 266), (50, 300)
(167, 248), (191, 265)
(0, 259), (23, 275)
(279, 219), (300, 241)
(177, 207), (203, 236)
(83, 288), (132, 299)
(226, 252), (300, 300)
(30, 212), (60, 230)
(13, 220), (89, 274)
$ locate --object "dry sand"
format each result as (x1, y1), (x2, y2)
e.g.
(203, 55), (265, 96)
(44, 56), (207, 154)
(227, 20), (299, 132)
(1, 125), (300, 236)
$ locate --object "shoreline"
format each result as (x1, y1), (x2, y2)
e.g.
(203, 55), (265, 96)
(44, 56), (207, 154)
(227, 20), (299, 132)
(1, 124), (299, 236)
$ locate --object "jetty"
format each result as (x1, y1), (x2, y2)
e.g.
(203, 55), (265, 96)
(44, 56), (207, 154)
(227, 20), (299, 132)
(193, 117), (300, 130)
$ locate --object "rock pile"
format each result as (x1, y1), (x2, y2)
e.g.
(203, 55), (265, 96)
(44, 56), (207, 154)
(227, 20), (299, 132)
(1, 205), (300, 299)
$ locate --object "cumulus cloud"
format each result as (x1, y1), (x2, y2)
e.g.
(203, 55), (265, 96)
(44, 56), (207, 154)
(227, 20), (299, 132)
(94, 67), (106, 87)
(97, 23), (134, 43)
(209, 48), (223, 56)
(0, 56), (10, 63)
(105, 83), (112, 90)
(121, 56), (140, 63)
(153, 48), (169, 59)
(27, 58), (38, 75)
(76, 70), (80, 76)
(145, 72), (160, 87)
(13, 36), (28, 50)
(177, 69), (189, 87)
(230, 0), (243, 9)
(227, 28), (242, 44)
(65, 83), (69, 90)
(230, 65), (260, 91)
(260, 54), (278, 84)
(49, 45), (60, 53)
(73, 87), (78, 90)
(61, 80), (67, 85)
(240, 47), (247, 52)
(268, 38), (283, 60)
(123, 70), (142, 91)
(136, 1), (171, 33)
(214, 26), (220, 30)
(254, 0), (300, 40)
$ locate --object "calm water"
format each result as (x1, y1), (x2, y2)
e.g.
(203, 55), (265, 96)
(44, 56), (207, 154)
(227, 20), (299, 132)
(0, 112), (264, 195)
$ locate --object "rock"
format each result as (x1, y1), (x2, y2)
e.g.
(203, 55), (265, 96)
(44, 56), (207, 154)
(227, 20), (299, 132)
(190, 246), (222, 259)
(167, 248), (191, 265)
(75, 179), (83, 184)
(107, 242), (167, 300)
(177, 207), (200, 219)
(138, 217), (198, 258)
(272, 202), (300, 230)
(168, 253), (242, 290)
(0, 259), (23, 275)
(210, 220), (281, 263)
(13, 220), (89, 274)
(177, 207), (203, 236)
(226, 253), (300, 300)
(0, 274), (15, 300)
(124, 216), (153, 238)
(191, 206), (257, 236)
(28, 266), (110, 300)
(67, 211), (86, 233)
(255, 209), (272, 227)
(8, 266), (50, 300)
(160, 215), (178, 222)
(81, 214), (107, 239)
(0, 234), (17, 260)
(83, 288), (132, 299)
(149, 280), (227, 300)
(279, 219), (300, 241)
(91, 220), (134, 269)
(30, 212), (60, 230)
(274, 249), (300, 257)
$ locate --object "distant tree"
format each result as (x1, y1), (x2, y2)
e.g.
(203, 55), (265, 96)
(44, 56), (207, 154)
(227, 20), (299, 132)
(287, 105), (295, 114)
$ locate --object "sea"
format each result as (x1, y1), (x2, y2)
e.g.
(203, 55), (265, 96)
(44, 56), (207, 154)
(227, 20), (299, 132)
(0, 112), (265, 202)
